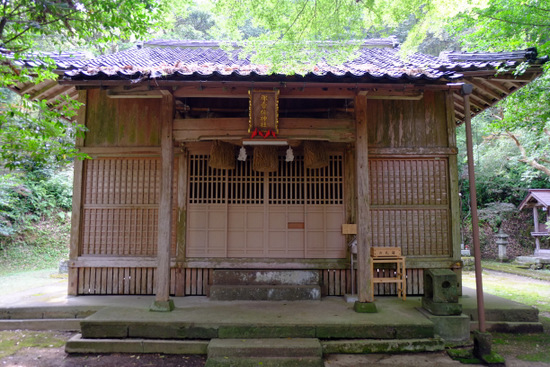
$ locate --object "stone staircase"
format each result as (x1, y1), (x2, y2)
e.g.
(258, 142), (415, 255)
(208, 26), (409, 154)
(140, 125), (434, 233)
(209, 270), (321, 301)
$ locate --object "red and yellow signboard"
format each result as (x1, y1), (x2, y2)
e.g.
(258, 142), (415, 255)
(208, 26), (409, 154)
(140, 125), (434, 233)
(248, 89), (279, 138)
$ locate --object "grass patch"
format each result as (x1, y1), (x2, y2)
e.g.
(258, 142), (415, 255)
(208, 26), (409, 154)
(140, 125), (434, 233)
(482, 261), (550, 282)
(490, 318), (550, 363)
(0, 331), (67, 359)
(462, 268), (550, 313)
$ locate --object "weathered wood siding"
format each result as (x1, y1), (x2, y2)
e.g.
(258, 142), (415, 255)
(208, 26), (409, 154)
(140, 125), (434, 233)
(367, 91), (448, 148)
(84, 89), (161, 147)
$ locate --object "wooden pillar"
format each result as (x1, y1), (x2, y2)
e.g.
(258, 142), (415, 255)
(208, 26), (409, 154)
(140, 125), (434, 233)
(151, 90), (175, 312)
(533, 207), (541, 253)
(175, 147), (189, 297)
(354, 93), (376, 312)
(68, 89), (87, 296)
(463, 84), (486, 332)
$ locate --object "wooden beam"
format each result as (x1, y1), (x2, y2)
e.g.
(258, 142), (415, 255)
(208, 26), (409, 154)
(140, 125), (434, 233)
(473, 77), (511, 96)
(68, 90), (87, 295)
(153, 90), (175, 310)
(355, 93), (374, 304)
(29, 81), (61, 100)
(173, 117), (354, 142)
(463, 86), (486, 332)
(453, 92), (482, 111)
(176, 147), (189, 263)
(468, 79), (502, 100)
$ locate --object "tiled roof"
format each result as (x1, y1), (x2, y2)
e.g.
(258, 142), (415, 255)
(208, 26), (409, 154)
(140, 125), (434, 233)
(519, 189), (550, 210)
(57, 39), (544, 83)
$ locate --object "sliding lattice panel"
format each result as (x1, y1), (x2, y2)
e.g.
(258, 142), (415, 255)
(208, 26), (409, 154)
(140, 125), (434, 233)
(187, 154), (345, 259)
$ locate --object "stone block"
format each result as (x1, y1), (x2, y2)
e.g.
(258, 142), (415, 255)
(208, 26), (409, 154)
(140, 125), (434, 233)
(316, 325), (397, 339)
(218, 325), (315, 339)
(321, 338), (445, 354)
(424, 269), (459, 304)
(422, 297), (462, 316)
(213, 270), (320, 286)
(143, 340), (208, 354)
(419, 309), (470, 343)
(81, 322), (128, 338)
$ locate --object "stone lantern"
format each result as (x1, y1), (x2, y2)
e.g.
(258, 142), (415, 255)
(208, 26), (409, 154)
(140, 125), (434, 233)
(495, 229), (509, 261)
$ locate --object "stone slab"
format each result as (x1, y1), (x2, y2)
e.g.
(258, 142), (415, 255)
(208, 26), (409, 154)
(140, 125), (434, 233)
(218, 325), (316, 338)
(65, 334), (208, 354)
(209, 285), (321, 301)
(79, 297), (435, 340)
(0, 319), (81, 331)
(205, 357), (323, 367)
(129, 323), (218, 339)
(321, 338), (445, 354)
(422, 298), (462, 316)
(471, 321), (544, 333)
(207, 338), (322, 358)
(212, 270), (320, 286)
(418, 308), (470, 343)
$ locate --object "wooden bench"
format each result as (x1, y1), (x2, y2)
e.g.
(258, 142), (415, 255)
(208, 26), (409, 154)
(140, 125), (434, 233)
(370, 247), (406, 300)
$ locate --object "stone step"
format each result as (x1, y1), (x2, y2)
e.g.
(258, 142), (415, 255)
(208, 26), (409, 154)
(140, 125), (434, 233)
(0, 319), (81, 331)
(212, 270), (319, 286)
(321, 338), (445, 354)
(209, 285), (321, 301)
(205, 357), (323, 367)
(471, 321), (544, 333)
(65, 334), (208, 354)
(206, 338), (323, 367)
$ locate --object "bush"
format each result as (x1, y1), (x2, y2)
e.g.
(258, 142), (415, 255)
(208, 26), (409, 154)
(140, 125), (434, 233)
(0, 168), (73, 273)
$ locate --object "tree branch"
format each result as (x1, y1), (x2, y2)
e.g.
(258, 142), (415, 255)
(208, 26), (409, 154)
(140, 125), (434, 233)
(483, 14), (550, 28)
(524, 4), (550, 12)
(506, 130), (550, 176)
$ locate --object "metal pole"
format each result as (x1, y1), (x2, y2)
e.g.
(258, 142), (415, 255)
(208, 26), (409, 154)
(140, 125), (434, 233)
(462, 84), (486, 332)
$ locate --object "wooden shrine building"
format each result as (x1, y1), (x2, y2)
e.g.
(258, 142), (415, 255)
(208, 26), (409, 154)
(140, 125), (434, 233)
(11, 39), (547, 310)
(519, 189), (550, 257)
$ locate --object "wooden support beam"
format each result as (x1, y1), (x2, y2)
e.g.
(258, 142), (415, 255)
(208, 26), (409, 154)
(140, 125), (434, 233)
(473, 77), (511, 96)
(469, 92), (491, 107)
(152, 90), (175, 311)
(68, 90), (87, 295)
(453, 91), (482, 111)
(354, 93), (375, 307)
(467, 79), (502, 100)
(173, 117), (354, 142)
(176, 147), (189, 263)
(463, 85), (486, 332)
(29, 81), (61, 100)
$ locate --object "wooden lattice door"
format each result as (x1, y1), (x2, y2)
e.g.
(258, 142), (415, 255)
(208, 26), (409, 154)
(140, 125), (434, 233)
(187, 152), (346, 259)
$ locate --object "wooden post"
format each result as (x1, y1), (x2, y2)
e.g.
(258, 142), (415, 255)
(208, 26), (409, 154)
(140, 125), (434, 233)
(533, 207), (541, 254)
(68, 89), (87, 296)
(151, 90), (175, 312)
(354, 93), (376, 312)
(463, 84), (486, 332)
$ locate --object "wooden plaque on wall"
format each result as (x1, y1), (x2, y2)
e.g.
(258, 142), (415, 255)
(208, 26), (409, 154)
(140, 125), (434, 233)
(249, 89), (280, 135)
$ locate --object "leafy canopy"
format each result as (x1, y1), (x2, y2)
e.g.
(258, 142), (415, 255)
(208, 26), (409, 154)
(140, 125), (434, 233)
(0, 0), (190, 171)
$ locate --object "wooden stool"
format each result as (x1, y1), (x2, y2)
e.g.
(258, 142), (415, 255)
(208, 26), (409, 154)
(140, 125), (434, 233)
(371, 247), (406, 300)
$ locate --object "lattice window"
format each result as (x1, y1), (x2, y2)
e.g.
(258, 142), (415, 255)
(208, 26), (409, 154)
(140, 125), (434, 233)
(188, 154), (344, 205)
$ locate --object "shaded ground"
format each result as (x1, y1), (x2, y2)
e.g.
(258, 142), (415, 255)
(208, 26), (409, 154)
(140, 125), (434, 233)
(0, 266), (549, 366)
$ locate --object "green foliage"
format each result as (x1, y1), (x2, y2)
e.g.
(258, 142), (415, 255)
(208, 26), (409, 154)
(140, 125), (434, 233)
(0, 0), (191, 170)
(450, 0), (550, 56)
(0, 169), (72, 273)
(0, 169), (72, 241)
(0, 88), (87, 171)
